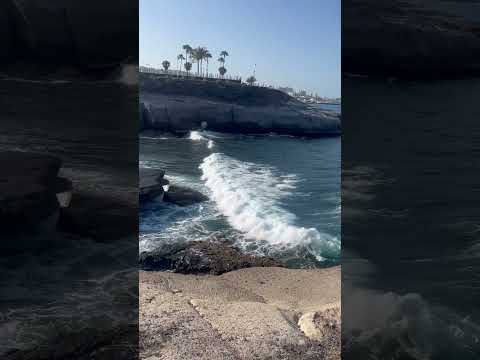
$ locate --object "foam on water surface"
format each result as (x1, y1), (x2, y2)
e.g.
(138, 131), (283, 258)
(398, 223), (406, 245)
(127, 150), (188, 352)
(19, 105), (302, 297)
(199, 153), (340, 260)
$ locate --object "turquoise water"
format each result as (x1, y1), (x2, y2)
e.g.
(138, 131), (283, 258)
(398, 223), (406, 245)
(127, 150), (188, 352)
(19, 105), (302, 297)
(140, 105), (341, 268)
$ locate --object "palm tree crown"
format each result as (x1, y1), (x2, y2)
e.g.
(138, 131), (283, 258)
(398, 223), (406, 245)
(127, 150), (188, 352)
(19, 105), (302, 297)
(204, 51), (212, 76)
(177, 46), (231, 79)
(182, 44), (192, 62)
(220, 50), (229, 66)
(177, 54), (185, 71)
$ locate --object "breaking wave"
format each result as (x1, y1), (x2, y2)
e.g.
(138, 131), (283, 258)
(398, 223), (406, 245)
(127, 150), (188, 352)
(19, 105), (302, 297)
(199, 153), (340, 260)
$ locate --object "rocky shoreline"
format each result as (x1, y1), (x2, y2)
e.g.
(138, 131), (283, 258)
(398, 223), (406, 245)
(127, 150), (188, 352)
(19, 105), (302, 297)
(140, 74), (341, 137)
(140, 239), (282, 274)
(139, 166), (341, 359)
(139, 167), (284, 274)
(140, 266), (340, 359)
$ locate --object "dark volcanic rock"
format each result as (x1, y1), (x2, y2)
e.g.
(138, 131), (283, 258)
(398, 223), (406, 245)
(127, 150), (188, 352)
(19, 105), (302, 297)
(58, 191), (137, 241)
(0, 151), (62, 232)
(139, 168), (168, 202)
(163, 185), (208, 206)
(139, 240), (282, 275)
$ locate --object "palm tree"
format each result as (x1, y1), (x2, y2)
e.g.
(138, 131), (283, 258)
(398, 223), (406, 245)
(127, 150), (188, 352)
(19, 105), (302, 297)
(191, 48), (200, 75)
(177, 54), (185, 71)
(220, 50), (229, 65)
(198, 47), (208, 76)
(217, 57), (225, 67)
(184, 61), (192, 76)
(204, 50), (212, 76)
(246, 75), (256, 86)
(162, 60), (170, 71)
(182, 44), (192, 64)
(191, 47), (209, 76)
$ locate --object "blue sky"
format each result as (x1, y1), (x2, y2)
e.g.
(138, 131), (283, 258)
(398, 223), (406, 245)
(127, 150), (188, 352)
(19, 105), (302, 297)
(140, 0), (340, 97)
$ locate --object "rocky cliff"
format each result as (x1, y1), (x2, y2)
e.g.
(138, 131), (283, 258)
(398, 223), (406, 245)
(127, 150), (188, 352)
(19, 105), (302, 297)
(140, 74), (341, 137)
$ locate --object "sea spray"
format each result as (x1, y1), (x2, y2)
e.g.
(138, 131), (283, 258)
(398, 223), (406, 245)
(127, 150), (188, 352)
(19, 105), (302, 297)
(188, 130), (215, 148)
(199, 153), (340, 259)
(188, 131), (204, 141)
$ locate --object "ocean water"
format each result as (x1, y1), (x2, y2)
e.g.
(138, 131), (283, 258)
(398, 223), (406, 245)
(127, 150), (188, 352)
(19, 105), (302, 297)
(140, 105), (341, 267)
(342, 78), (480, 358)
(0, 79), (138, 354)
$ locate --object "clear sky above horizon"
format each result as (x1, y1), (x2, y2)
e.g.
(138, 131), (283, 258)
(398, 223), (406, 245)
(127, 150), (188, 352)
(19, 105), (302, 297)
(140, 0), (340, 98)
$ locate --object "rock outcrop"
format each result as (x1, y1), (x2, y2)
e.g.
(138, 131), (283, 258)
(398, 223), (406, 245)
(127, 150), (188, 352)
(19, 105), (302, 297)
(139, 168), (168, 202)
(140, 167), (208, 206)
(0, 151), (71, 233)
(140, 266), (341, 359)
(140, 75), (341, 137)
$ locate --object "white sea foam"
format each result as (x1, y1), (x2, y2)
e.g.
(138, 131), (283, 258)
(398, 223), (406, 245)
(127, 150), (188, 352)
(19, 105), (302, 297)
(189, 130), (215, 148)
(199, 153), (340, 259)
(189, 130), (205, 141)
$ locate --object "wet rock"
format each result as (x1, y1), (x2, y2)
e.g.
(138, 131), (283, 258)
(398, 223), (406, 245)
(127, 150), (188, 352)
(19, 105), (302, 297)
(0, 151), (62, 232)
(139, 240), (282, 274)
(58, 191), (137, 241)
(140, 168), (168, 202)
(163, 185), (208, 206)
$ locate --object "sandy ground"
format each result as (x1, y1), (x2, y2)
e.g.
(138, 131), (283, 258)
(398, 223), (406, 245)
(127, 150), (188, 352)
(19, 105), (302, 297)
(140, 266), (340, 360)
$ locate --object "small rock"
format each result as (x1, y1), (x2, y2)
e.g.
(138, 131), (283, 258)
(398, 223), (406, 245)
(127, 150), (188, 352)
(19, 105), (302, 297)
(163, 185), (208, 206)
(140, 168), (168, 203)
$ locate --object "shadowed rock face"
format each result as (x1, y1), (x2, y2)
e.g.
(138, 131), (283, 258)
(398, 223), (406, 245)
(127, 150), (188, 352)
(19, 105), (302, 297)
(343, 0), (480, 78)
(0, 0), (137, 69)
(140, 75), (341, 137)
(0, 151), (62, 232)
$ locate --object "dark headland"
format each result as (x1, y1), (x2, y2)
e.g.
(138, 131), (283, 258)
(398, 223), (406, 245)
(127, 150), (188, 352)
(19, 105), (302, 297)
(140, 72), (341, 137)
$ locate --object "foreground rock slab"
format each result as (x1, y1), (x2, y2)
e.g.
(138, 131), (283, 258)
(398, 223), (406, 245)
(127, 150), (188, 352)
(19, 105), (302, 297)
(140, 266), (340, 360)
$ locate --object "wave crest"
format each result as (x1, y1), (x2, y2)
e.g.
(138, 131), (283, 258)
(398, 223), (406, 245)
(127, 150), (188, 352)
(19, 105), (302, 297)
(199, 153), (340, 260)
